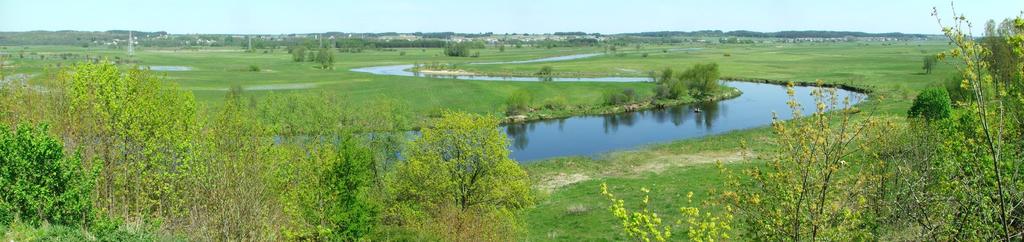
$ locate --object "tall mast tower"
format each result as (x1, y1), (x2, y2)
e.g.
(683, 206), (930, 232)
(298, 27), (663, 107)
(127, 31), (134, 57)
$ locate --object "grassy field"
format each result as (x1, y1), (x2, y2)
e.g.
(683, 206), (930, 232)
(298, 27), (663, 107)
(3, 41), (955, 240)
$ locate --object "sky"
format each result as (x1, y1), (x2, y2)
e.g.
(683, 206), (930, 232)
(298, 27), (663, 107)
(1, 0), (1020, 35)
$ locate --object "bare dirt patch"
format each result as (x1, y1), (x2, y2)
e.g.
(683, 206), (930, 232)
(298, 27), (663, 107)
(534, 149), (753, 193)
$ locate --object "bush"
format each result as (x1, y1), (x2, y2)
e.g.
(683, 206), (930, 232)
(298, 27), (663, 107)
(603, 89), (636, 106)
(444, 43), (470, 57)
(536, 66), (553, 76)
(291, 46), (307, 62)
(543, 96), (569, 110)
(654, 84), (672, 99)
(907, 87), (952, 120)
(0, 123), (95, 227)
(505, 90), (533, 115)
(248, 65), (260, 72)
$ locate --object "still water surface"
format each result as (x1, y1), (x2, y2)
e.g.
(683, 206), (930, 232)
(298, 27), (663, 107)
(350, 53), (865, 162)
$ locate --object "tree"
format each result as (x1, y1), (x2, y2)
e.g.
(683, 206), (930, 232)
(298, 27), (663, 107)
(315, 48), (335, 70)
(922, 55), (937, 74)
(291, 46), (307, 62)
(58, 61), (201, 231)
(444, 43), (470, 57)
(678, 63), (721, 98)
(394, 112), (531, 211)
(390, 112), (532, 240)
(907, 87), (951, 120)
(657, 67), (674, 84)
(0, 123), (96, 227)
(928, 12), (1024, 240)
(285, 134), (378, 240)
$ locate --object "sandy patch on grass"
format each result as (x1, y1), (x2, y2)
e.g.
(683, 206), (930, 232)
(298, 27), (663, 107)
(534, 150), (752, 193)
(535, 173), (590, 193)
(628, 150), (747, 174)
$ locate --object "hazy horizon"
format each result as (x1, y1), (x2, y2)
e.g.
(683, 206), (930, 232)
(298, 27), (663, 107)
(2, 0), (1020, 35)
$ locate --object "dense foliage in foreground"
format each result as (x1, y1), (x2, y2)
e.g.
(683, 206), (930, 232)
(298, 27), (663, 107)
(0, 59), (532, 240)
(603, 14), (1024, 241)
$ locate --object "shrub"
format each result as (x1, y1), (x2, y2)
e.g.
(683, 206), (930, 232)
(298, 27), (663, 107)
(291, 46), (307, 62)
(505, 90), (533, 115)
(536, 66), (553, 76)
(0, 123), (96, 227)
(602, 89), (635, 106)
(248, 65), (260, 72)
(654, 84), (672, 99)
(907, 87), (952, 120)
(444, 43), (471, 57)
(543, 96), (569, 110)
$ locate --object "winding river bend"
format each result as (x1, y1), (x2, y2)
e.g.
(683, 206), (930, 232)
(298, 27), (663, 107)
(351, 53), (865, 162)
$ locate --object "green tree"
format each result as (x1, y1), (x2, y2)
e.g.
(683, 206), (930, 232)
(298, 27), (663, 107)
(315, 48), (335, 70)
(444, 43), (470, 57)
(58, 61), (201, 231)
(907, 87), (952, 120)
(394, 112), (531, 210)
(390, 112), (532, 239)
(282, 135), (378, 240)
(922, 55), (937, 74)
(291, 46), (307, 62)
(0, 123), (96, 227)
(678, 63), (720, 98)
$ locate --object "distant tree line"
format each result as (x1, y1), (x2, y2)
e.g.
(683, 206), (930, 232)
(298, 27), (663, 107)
(622, 30), (929, 39)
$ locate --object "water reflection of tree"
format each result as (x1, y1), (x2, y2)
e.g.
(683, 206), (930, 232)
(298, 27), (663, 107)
(505, 123), (530, 150)
(693, 102), (721, 129)
(603, 111), (638, 134)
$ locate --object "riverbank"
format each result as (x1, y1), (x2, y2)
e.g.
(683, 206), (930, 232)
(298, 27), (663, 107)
(502, 86), (743, 124)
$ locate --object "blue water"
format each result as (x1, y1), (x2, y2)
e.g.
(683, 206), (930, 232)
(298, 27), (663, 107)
(349, 53), (865, 162)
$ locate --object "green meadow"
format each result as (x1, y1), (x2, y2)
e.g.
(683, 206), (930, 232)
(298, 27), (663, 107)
(4, 40), (960, 240)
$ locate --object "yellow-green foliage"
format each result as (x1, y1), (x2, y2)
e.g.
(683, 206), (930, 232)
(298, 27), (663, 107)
(601, 183), (671, 242)
(601, 183), (733, 242)
(726, 82), (886, 241)
(58, 61), (201, 228)
(389, 111), (532, 240)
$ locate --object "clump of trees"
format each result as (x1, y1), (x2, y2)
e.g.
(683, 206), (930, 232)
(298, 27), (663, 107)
(654, 63), (722, 99)
(443, 42), (483, 57)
